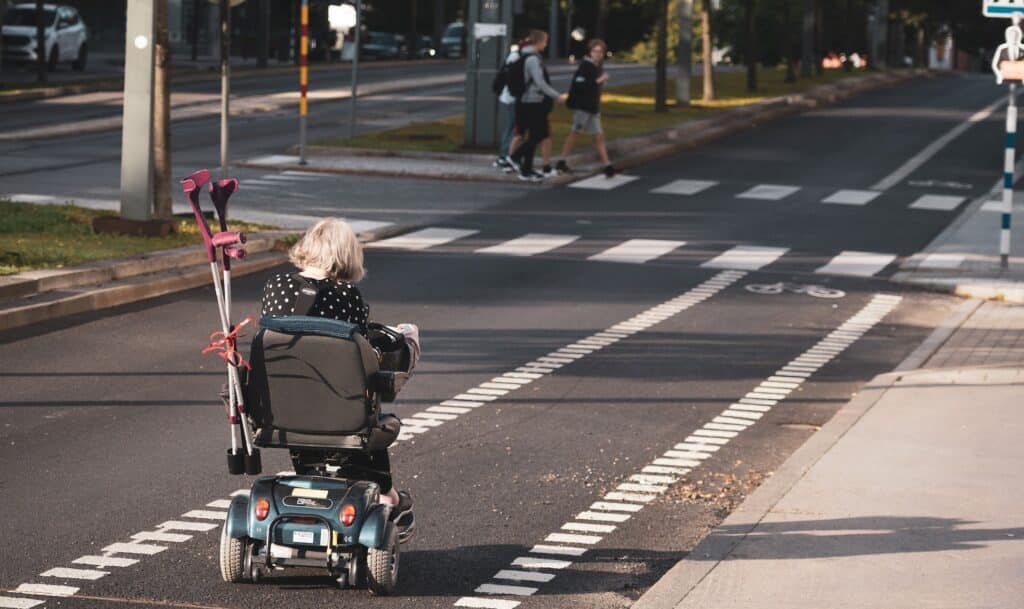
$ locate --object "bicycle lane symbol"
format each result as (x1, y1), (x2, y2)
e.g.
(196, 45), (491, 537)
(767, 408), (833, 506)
(744, 282), (846, 299)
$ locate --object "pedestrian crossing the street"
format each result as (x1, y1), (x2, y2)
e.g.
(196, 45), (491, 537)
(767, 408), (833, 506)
(565, 174), (972, 213)
(369, 227), (905, 278)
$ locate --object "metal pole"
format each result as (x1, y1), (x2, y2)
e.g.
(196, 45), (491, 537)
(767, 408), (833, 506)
(1004, 83), (1016, 269)
(675, 0), (692, 106)
(349, 0), (362, 139)
(299, 0), (309, 164)
(220, 0), (231, 178)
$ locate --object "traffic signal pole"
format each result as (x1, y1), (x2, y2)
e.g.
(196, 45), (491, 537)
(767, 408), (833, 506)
(299, 0), (309, 164)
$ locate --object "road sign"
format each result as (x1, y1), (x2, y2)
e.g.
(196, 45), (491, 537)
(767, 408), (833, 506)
(985, 0), (1024, 19)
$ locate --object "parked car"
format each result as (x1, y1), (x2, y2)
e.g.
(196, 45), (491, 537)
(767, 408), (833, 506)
(360, 31), (403, 59)
(414, 35), (436, 59)
(439, 21), (464, 58)
(1, 3), (88, 71)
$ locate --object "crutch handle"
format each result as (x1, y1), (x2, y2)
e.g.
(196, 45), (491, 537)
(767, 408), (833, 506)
(212, 231), (246, 247)
(224, 246), (247, 260)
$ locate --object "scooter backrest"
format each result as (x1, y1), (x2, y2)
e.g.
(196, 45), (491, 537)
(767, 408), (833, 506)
(246, 316), (380, 435)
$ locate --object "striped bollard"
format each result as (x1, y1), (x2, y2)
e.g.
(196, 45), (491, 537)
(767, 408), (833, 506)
(1004, 83), (1016, 269)
(299, 0), (309, 165)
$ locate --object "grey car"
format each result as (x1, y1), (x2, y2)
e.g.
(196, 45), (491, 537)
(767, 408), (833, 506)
(1, 3), (89, 71)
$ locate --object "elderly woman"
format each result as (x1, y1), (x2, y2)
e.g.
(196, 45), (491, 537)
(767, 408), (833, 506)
(259, 218), (417, 511)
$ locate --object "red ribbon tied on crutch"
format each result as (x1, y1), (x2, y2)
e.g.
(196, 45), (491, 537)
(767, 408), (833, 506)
(202, 316), (255, 369)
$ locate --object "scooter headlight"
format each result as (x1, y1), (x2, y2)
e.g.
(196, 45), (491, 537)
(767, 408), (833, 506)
(340, 503), (357, 527)
(255, 498), (271, 521)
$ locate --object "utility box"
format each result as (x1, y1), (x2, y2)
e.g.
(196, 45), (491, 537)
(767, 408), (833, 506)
(463, 0), (514, 148)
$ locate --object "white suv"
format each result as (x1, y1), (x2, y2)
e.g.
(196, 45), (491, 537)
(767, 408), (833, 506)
(2, 3), (88, 71)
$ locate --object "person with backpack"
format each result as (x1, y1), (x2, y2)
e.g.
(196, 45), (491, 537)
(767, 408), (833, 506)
(555, 39), (616, 178)
(492, 40), (525, 172)
(507, 30), (562, 182)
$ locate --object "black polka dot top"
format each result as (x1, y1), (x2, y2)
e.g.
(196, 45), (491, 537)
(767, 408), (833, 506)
(260, 272), (370, 331)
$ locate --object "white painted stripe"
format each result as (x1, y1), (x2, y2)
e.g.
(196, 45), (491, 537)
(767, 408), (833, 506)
(240, 179), (277, 186)
(511, 556), (573, 570)
(102, 542), (166, 555)
(181, 510), (227, 521)
(569, 173), (639, 190)
(477, 233), (579, 256)
(653, 457), (702, 468)
(73, 555), (139, 568)
(873, 96), (1005, 190)
(260, 173), (321, 182)
(230, 489), (250, 496)
(492, 376), (532, 385)
(0, 597), (45, 609)
(737, 184), (801, 200)
(413, 411), (458, 421)
(545, 532), (603, 545)
(504, 372), (543, 379)
(664, 450), (710, 460)
(588, 239), (686, 264)
(713, 416), (754, 426)
(822, 189), (881, 206)
(643, 465), (689, 475)
(207, 499), (232, 509)
(693, 429), (738, 438)
(468, 387), (508, 396)
(405, 417), (442, 427)
(454, 598), (521, 609)
(591, 501), (644, 513)
(605, 491), (656, 503)
(701, 245), (788, 271)
(740, 397), (778, 405)
(650, 179), (719, 195)
(722, 409), (763, 420)
(909, 194), (966, 211)
(451, 395), (493, 404)
(494, 569), (556, 583)
(530, 544), (588, 556)
(480, 382), (521, 391)
(428, 406), (472, 414)
(918, 252), (966, 269)
(548, 350), (584, 359)
(132, 531), (192, 543)
(563, 522), (616, 533)
(367, 227), (478, 250)
(619, 482), (669, 493)
(763, 379), (801, 388)
(729, 403), (772, 413)
(631, 472), (679, 484)
(158, 520), (219, 532)
(703, 423), (747, 432)
(684, 434), (730, 444)
(475, 583), (537, 596)
(41, 567), (107, 580)
(13, 584), (78, 598)
(816, 251), (896, 277)
(576, 511), (632, 523)
(401, 426), (431, 434)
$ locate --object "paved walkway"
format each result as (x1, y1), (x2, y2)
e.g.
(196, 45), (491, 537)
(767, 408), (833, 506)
(634, 300), (1024, 609)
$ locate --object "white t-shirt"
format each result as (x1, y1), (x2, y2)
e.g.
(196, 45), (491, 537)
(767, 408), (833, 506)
(499, 50), (520, 105)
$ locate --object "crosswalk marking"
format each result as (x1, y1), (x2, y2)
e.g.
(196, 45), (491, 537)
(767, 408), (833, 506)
(260, 173), (320, 182)
(822, 189), (881, 206)
(737, 184), (801, 200)
(909, 194), (966, 211)
(367, 227), (478, 250)
(918, 252), (966, 269)
(476, 233), (579, 256)
(588, 239), (685, 264)
(40, 567), (107, 581)
(13, 584), (77, 598)
(701, 245), (789, 270)
(650, 179), (718, 195)
(569, 174), (639, 190)
(0, 597), (45, 609)
(816, 250), (897, 277)
(73, 556), (139, 568)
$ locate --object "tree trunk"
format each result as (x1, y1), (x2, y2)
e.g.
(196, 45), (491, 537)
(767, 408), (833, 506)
(676, 0), (692, 106)
(745, 0), (757, 92)
(35, 0), (46, 83)
(701, 0), (716, 101)
(595, 0), (610, 42)
(655, 0), (668, 112)
(800, 0), (814, 77)
(153, 0), (173, 219)
(783, 0), (795, 83)
(814, 0), (823, 75)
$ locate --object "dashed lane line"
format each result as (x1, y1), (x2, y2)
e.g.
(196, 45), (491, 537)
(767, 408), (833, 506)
(453, 293), (902, 608)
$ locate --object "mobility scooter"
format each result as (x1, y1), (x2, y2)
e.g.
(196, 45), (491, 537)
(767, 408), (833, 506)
(180, 170), (414, 594)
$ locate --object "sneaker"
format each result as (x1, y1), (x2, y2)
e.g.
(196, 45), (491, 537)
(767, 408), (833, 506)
(504, 156), (521, 174)
(603, 164), (617, 178)
(542, 164), (555, 177)
(555, 159), (572, 174)
(517, 170), (543, 182)
(493, 156), (510, 169)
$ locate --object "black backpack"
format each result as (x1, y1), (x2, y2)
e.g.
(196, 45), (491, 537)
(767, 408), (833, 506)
(505, 54), (529, 99)
(491, 61), (509, 95)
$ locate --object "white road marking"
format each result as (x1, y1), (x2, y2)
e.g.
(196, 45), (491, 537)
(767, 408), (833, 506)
(510, 556), (572, 570)
(0, 598), (44, 609)
(260, 173), (321, 182)
(618, 482), (667, 493)
(816, 250), (897, 277)
(454, 598), (521, 609)
(102, 542), (166, 555)
(367, 227), (478, 250)
(132, 531), (192, 543)
(737, 184), (801, 200)
(158, 520), (219, 532)
(545, 533), (603, 545)
(650, 179), (718, 195)
(529, 544), (588, 556)
(591, 501), (644, 513)
(72, 556), (138, 568)
(909, 194), (966, 211)
(588, 239), (686, 264)
(575, 511), (631, 523)
(240, 179), (277, 186)
(701, 245), (789, 270)
(475, 583), (537, 596)
(872, 95), (1008, 190)
(822, 189), (881, 206)
(494, 570), (556, 583)
(40, 567), (107, 581)
(563, 522), (616, 533)
(477, 233), (579, 256)
(181, 510), (227, 520)
(632, 473), (679, 484)
(207, 499), (233, 509)
(604, 491), (656, 503)
(918, 252), (966, 269)
(13, 584), (77, 598)
(569, 173), (639, 190)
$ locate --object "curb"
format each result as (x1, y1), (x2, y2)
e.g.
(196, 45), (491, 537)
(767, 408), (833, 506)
(630, 293), (974, 609)
(241, 70), (930, 184)
(0, 223), (420, 333)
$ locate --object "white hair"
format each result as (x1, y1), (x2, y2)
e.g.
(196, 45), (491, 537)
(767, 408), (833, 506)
(288, 218), (365, 282)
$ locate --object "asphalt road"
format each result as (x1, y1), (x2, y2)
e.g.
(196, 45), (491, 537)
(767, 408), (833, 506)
(0, 72), (1006, 609)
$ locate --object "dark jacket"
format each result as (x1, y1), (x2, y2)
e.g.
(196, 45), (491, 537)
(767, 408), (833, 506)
(566, 57), (603, 114)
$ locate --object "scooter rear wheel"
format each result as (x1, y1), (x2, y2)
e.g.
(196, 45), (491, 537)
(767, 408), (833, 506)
(219, 522), (248, 583)
(365, 523), (399, 595)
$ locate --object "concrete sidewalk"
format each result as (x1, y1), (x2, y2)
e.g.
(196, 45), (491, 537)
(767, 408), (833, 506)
(634, 299), (1024, 609)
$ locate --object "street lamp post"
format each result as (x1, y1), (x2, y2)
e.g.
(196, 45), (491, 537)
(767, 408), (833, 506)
(350, 0), (362, 139)
(299, 0), (309, 164)
(220, 0), (231, 178)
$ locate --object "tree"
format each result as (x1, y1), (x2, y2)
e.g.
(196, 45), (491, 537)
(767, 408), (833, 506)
(701, 0), (716, 101)
(154, 0), (172, 219)
(745, 0), (757, 91)
(656, 0), (668, 111)
(595, 0), (609, 41)
(800, 0), (814, 77)
(676, 0), (692, 106)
